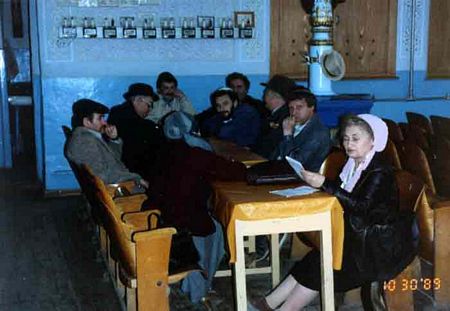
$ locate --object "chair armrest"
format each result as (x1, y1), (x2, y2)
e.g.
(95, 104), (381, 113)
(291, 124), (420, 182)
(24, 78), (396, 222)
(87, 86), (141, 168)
(106, 180), (136, 197)
(114, 194), (147, 213)
(122, 209), (161, 229)
(433, 200), (450, 304)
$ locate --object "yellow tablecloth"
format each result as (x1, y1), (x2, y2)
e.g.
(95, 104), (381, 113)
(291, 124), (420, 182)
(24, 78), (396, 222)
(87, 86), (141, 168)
(212, 181), (345, 270)
(208, 138), (267, 167)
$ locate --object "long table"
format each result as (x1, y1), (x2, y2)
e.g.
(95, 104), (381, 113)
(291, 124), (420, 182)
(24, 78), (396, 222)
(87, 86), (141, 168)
(212, 181), (344, 311)
(207, 138), (267, 167)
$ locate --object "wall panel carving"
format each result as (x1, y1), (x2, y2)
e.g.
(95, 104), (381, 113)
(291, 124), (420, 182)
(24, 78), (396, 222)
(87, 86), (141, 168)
(427, 0), (450, 78)
(271, 0), (398, 80)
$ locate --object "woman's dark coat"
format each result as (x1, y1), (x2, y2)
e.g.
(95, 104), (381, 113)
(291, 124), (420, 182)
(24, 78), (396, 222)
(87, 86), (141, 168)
(322, 153), (419, 281)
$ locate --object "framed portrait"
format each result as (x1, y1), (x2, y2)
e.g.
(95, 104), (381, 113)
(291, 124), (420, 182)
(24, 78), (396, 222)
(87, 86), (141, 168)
(197, 16), (214, 29)
(234, 11), (255, 28)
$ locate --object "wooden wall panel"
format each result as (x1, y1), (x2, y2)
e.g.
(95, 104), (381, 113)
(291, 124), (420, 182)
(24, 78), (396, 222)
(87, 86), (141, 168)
(270, 0), (310, 79)
(427, 0), (450, 78)
(271, 0), (397, 80)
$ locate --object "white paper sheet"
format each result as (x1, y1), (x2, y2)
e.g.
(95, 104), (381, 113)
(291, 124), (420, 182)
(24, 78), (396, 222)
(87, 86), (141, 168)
(285, 156), (305, 180)
(270, 185), (319, 198)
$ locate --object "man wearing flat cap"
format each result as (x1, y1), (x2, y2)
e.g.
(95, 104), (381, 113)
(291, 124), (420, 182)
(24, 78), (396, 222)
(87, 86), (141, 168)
(66, 98), (149, 188)
(252, 74), (297, 159)
(108, 83), (165, 178)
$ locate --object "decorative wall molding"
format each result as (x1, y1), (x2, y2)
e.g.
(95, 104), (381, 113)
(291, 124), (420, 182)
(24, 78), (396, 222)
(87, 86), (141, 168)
(399, 0), (425, 60)
(42, 0), (267, 73)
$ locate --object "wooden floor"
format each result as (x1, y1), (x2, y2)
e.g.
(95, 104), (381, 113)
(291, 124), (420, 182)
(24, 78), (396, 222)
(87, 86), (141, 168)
(0, 162), (446, 311)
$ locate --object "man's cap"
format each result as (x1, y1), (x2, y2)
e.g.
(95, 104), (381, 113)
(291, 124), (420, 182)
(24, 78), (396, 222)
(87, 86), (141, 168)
(123, 83), (159, 101)
(72, 99), (109, 119)
(260, 75), (296, 100)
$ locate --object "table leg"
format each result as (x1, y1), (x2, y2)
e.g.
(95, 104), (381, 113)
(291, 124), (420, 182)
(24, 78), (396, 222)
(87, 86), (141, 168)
(319, 212), (334, 310)
(270, 233), (280, 287)
(234, 224), (247, 311)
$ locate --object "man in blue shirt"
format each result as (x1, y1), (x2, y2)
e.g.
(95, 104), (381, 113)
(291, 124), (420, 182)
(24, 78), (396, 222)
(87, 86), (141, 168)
(203, 87), (261, 147)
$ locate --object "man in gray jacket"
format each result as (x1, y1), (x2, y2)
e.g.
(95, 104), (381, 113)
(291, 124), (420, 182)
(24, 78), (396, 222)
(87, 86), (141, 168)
(66, 99), (149, 188)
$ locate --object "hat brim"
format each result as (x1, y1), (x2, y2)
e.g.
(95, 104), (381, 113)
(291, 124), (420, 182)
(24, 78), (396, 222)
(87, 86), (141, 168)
(320, 50), (346, 81)
(123, 92), (159, 102)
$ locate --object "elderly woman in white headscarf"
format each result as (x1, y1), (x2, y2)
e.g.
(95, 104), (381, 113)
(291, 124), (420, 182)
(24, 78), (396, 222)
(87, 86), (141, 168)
(250, 114), (419, 311)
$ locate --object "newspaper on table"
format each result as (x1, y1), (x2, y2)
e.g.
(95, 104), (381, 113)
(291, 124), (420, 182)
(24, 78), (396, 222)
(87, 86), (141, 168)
(270, 185), (319, 198)
(269, 156), (319, 197)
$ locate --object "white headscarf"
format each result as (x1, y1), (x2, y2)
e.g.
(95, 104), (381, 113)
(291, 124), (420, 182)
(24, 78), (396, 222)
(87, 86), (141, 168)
(339, 114), (388, 192)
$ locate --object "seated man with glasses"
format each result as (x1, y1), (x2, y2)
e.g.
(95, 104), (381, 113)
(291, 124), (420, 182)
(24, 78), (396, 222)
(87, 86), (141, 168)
(108, 83), (165, 179)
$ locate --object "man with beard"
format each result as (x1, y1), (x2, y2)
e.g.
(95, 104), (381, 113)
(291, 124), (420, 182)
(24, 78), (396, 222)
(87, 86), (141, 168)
(146, 71), (196, 123)
(202, 87), (261, 147)
(66, 98), (149, 188)
(108, 83), (165, 179)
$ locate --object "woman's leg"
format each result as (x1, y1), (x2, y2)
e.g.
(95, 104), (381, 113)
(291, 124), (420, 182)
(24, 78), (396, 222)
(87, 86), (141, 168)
(264, 275), (298, 309)
(277, 283), (318, 311)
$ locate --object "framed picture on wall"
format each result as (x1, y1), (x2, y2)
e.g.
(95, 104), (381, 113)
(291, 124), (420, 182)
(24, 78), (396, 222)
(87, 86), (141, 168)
(234, 11), (255, 28)
(197, 16), (214, 29)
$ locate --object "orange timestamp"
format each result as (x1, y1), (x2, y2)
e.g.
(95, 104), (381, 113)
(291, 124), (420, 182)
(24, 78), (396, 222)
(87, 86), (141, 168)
(383, 278), (441, 291)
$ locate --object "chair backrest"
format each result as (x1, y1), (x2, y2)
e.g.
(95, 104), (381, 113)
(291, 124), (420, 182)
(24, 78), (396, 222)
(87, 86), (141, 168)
(430, 115), (450, 141)
(319, 147), (346, 180)
(383, 118), (404, 144)
(380, 139), (402, 170)
(406, 112), (433, 136)
(398, 122), (409, 138)
(62, 125), (72, 139)
(428, 138), (450, 198)
(404, 124), (430, 151)
(394, 170), (424, 212)
(397, 142), (437, 195)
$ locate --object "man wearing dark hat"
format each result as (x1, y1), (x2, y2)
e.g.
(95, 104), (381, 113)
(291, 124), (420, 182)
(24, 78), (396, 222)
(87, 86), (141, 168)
(273, 86), (331, 172)
(252, 74), (297, 159)
(66, 98), (149, 187)
(147, 71), (196, 123)
(108, 83), (165, 178)
(226, 72), (269, 118)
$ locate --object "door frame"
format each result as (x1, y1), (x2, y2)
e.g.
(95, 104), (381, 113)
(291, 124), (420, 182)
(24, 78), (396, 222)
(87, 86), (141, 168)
(0, 10), (13, 168)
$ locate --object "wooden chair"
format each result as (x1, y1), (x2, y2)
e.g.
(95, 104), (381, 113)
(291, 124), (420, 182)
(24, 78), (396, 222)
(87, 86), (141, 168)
(430, 115), (450, 141)
(89, 165), (198, 311)
(396, 144), (450, 306)
(404, 124), (430, 152)
(406, 112), (433, 136)
(319, 147), (346, 180)
(428, 138), (450, 198)
(380, 170), (424, 311)
(380, 140), (402, 170)
(397, 142), (436, 195)
(382, 118), (404, 144)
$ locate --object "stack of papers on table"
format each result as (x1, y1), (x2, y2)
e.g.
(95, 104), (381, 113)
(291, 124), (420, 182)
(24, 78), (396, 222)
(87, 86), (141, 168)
(270, 186), (319, 198)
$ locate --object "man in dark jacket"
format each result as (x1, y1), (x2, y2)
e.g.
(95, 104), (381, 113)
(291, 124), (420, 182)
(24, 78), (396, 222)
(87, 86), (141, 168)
(202, 87), (261, 147)
(108, 83), (165, 178)
(272, 86), (331, 172)
(252, 75), (297, 158)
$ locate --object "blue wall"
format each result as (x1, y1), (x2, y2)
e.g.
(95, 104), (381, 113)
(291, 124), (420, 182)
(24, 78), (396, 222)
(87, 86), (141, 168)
(31, 0), (450, 190)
